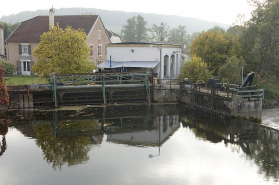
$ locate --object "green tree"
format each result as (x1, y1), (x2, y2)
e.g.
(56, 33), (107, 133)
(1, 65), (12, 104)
(209, 26), (226, 34)
(121, 15), (148, 42)
(218, 56), (245, 84)
(168, 28), (180, 44)
(32, 24), (95, 77)
(179, 55), (213, 82)
(135, 15), (148, 42)
(150, 22), (169, 42)
(0, 22), (20, 41)
(190, 30), (242, 75)
(240, 0), (279, 80)
(168, 25), (189, 46)
(186, 32), (199, 48)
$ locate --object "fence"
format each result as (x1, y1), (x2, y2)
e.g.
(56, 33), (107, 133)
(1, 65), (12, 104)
(152, 78), (180, 90)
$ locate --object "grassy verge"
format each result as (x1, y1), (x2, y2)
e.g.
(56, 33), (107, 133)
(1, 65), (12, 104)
(3, 76), (48, 86)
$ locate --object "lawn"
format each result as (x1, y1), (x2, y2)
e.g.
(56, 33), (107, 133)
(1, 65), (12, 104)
(3, 76), (48, 86)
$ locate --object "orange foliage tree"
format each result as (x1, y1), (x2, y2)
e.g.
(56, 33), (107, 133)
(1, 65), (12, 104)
(0, 65), (9, 106)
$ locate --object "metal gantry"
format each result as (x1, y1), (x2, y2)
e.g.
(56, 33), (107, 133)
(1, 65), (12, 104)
(51, 73), (151, 108)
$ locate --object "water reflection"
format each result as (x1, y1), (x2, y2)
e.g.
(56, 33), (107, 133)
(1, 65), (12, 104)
(0, 116), (9, 157)
(3, 104), (279, 183)
(180, 109), (279, 182)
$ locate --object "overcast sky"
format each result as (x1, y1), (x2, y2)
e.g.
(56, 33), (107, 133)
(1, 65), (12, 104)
(1, 0), (255, 25)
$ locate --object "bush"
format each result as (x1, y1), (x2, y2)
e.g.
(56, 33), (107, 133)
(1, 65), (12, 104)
(0, 58), (16, 76)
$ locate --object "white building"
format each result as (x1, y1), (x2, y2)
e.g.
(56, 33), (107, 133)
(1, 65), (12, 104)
(98, 42), (183, 79)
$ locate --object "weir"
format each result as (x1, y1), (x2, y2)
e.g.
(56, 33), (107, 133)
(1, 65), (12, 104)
(6, 73), (264, 122)
(179, 81), (264, 121)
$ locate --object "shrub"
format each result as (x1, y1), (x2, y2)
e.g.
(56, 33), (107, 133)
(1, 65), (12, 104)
(0, 58), (16, 76)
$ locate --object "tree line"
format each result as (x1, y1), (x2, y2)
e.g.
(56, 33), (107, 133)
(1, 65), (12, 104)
(178, 0), (279, 104)
(120, 15), (197, 47)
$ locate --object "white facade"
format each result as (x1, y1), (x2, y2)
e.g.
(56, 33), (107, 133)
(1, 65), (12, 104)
(0, 28), (4, 55)
(110, 35), (121, 43)
(105, 43), (183, 79)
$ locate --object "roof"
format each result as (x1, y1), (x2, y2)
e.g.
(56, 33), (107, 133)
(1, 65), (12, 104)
(106, 29), (120, 38)
(6, 15), (99, 43)
(107, 42), (182, 48)
(98, 61), (159, 68)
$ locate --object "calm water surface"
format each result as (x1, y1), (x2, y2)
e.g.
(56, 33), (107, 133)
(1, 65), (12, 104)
(0, 104), (278, 185)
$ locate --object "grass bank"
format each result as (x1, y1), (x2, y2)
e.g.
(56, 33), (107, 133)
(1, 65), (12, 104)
(3, 76), (48, 86)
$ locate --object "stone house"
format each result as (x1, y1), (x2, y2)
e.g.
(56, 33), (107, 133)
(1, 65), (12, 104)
(5, 9), (110, 75)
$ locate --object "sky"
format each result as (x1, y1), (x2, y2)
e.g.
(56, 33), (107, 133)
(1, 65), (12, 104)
(0, 0), (255, 25)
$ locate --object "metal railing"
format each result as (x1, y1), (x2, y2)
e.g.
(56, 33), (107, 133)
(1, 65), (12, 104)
(236, 89), (264, 100)
(51, 73), (152, 107)
(152, 78), (180, 90)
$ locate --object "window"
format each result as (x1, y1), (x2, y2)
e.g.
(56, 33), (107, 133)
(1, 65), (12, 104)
(90, 44), (93, 56)
(22, 45), (28, 54)
(98, 30), (101, 39)
(19, 43), (31, 55)
(98, 44), (102, 56)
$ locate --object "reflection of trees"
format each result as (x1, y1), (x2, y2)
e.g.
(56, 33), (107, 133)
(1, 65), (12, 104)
(0, 116), (9, 157)
(33, 120), (98, 170)
(181, 113), (279, 182)
(248, 129), (279, 182)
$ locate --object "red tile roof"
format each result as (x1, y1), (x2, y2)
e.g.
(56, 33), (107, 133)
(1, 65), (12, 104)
(6, 15), (99, 43)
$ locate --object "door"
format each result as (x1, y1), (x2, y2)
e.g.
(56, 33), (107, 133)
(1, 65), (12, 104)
(21, 61), (30, 75)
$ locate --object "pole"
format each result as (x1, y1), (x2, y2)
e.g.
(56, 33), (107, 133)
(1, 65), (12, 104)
(110, 55), (112, 67)
(159, 47), (162, 85)
(242, 66), (243, 83)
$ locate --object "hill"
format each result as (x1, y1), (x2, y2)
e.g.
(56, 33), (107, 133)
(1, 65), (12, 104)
(0, 8), (230, 34)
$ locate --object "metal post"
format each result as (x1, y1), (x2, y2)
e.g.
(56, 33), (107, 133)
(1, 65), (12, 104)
(102, 82), (107, 105)
(241, 64), (243, 83)
(159, 47), (162, 85)
(52, 110), (57, 137)
(145, 75), (151, 104)
(51, 74), (58, 108)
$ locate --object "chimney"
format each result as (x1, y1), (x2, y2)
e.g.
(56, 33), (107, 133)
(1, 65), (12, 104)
(49, 7), (54, 29)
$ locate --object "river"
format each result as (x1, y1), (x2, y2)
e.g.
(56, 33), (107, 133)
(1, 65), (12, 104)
(0, 104), (278, 185)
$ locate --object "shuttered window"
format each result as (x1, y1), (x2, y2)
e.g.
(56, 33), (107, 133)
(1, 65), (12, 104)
(19, 44), (31, 55)
(90, 44), (93, 56)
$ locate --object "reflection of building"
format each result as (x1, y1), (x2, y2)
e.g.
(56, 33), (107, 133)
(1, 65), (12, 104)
(107, 115), (180, 146)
